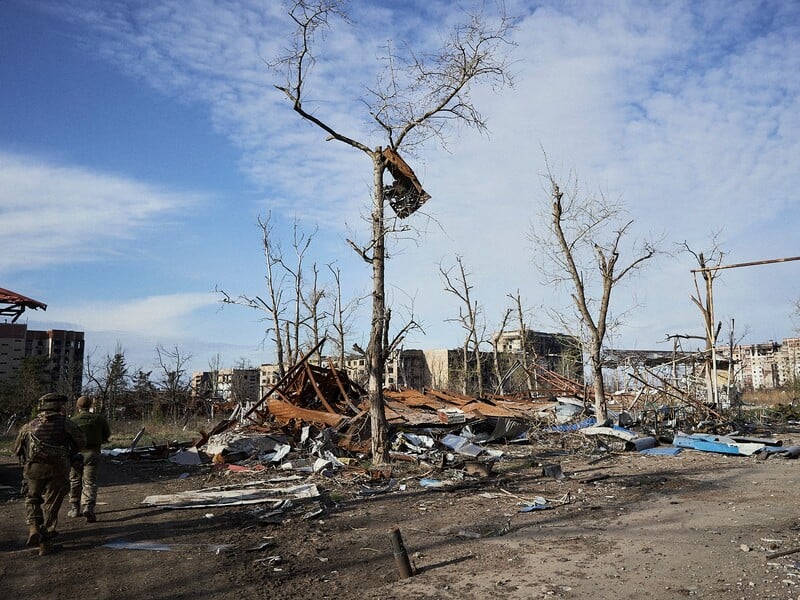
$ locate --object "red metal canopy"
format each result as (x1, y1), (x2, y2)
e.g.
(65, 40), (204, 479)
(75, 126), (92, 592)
(0, 287), (47, 323)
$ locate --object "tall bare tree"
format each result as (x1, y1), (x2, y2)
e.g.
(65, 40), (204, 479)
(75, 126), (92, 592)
(532, 167), (658, 422)
(508, 290), (536, 394)
(326, 264), (363, 367)
(681, 239), (725, 409)
(206, 353), (222, 399)
(274, 1), (514, 461)
(490, 306), (512, 395)
(281, 219), (316, 365)
(440, 256), (486, 397)
(217, 213), (289, 378)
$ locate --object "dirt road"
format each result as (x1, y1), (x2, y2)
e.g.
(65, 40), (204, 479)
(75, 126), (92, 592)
(2, 439), (800, 599)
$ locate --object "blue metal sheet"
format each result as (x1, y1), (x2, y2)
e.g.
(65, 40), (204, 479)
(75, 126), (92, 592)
(672, 432), (764, 456)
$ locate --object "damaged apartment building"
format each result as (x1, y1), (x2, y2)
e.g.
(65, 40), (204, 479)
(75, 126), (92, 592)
(191, 329), (583, 404)
(0, 288), (85, 398)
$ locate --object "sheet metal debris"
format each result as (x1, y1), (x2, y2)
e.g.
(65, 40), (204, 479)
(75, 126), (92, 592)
(672, 432), (765, 456)
(382, 147), (431, 218)
(104, 539), (233, 553)
(142, 482), (320, 509)
(439, 434), (485, 458)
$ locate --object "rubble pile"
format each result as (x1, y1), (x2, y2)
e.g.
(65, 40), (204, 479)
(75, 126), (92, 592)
(104, 353), (800, 532)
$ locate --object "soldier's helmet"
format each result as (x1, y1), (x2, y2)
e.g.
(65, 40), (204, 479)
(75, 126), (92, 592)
(39, 392), (68, 411)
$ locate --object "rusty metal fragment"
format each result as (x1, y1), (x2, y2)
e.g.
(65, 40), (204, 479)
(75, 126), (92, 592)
(266, 398), (344, 428)
(382, 147), (431, 218)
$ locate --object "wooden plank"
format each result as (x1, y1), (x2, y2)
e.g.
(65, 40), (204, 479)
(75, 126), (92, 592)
(327, 358), (362, 414)
(304, 362), (339, 415)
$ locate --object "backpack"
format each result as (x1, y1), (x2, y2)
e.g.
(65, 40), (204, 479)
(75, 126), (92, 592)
(26, 431), (69, 465)
(25, 415), (69, 465)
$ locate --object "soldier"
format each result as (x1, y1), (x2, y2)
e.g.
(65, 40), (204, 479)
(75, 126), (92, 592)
(68, 396), (110, 522)
(14, 393), (86, 556)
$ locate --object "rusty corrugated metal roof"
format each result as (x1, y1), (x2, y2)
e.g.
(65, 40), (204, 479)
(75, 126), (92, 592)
(0, 287), (47, 322)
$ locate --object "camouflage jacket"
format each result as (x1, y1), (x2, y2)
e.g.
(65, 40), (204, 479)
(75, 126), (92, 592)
(71, 410), (111, 449)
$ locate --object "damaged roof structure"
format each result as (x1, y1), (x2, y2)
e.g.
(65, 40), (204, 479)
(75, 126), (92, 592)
(0, 287), (47, 323)
(382, 148), (431, 218)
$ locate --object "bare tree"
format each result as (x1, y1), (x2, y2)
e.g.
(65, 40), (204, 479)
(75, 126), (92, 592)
(327, 264), (363, 368)
(681, 239), (726, 409)
(218, 214), (336, 376)
(440, 256), (486, 397)
(490, 306), (513, 395)
(281, 219), (317, 365)
(155, 344), (193, 422)
(206, 353), (222, 399)
(84, 344), (128, 419)
(217, 213), (289, 378)
(0, 356), (49, 418)
(532, 167), (658, 422)
(508, 290), (536, 394)
(274, 1), (514, 461)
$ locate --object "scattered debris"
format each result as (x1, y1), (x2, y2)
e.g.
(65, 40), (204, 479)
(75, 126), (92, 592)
(168, 447), (206, 465)
(542, 463), (565, 480)
(640, 447), (682, 456)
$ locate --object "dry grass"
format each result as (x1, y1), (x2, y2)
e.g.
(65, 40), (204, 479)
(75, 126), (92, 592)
(0, 416), (216, 456)
(107, 417), (215, 447)
(741, 388), (799, 406)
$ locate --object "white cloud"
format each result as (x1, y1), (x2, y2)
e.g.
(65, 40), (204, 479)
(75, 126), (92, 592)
(43, 292), (215, 336)
(0, 151), (204, 273)
(28, 292), (272, 373)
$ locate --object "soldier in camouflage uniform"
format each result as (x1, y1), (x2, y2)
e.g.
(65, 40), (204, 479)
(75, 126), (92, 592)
(14, 393), (85, 556)
(68, 396), (110, 522)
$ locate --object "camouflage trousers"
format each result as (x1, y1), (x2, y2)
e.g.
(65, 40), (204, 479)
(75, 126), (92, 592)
(69, 448), (101, 511)
(23, 462), (69, 533)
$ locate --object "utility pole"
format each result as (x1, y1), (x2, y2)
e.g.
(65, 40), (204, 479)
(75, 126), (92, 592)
(690, 254), (800, 410)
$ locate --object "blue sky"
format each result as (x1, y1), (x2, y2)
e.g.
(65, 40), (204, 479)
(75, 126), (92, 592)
(2, 0), (799, 375)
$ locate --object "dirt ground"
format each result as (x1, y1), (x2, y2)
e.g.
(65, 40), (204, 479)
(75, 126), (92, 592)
(2, 434), (800, 600)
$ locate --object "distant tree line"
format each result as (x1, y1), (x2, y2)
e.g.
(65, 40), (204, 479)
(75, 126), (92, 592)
(0, 343), (200, 424)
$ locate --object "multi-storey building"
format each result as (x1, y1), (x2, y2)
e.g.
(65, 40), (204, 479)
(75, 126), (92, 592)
(726, 337), (800, 390)
(492, 329), (583, 380)
(343, 349), (429, 390)
(0, 323), (27, 383)
(218, 367), (260, 404)
(343, 333), (583, 394)
(0, 323), (84, 396)
(259, 363), (282, 398)
(192, 367), (261, 404)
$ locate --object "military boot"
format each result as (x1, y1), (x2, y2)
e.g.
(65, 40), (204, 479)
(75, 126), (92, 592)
(68, 503), (80, 518)
(26, 524), (40, 547)
(38, 539), (54, 556)
(83, 508), (96, 523)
